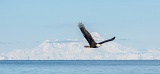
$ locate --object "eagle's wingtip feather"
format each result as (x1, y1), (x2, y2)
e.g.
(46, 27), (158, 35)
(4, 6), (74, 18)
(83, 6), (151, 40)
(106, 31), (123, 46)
(78, 22), (84, 28)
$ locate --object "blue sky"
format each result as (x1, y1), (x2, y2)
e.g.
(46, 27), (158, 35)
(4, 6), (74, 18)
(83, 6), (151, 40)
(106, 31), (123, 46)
(0, 0), (160, 52)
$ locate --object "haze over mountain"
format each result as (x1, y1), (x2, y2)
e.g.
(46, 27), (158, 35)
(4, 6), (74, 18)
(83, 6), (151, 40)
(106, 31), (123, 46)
(0, 32), (160, 60)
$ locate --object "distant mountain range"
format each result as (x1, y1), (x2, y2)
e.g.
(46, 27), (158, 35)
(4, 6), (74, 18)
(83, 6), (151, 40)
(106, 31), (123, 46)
(1, 32), (160, 60)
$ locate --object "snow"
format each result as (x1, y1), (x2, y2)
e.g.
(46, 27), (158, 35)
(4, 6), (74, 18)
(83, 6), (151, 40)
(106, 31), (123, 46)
(0, 54), (5, 60)
(2, 32), (160, 60)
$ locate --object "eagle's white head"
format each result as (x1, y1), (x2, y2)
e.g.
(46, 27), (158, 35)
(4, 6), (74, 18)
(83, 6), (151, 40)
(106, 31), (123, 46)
(96, 44), (102, 47)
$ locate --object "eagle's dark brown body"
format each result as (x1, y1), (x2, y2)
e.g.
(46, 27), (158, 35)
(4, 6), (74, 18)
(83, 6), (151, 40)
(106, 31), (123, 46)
(78, 22), (115, 48)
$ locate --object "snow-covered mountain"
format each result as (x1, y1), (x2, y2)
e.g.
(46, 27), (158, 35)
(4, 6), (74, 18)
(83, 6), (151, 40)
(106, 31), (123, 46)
(0, 53), (5, 60)
(3, 32), (160, 60)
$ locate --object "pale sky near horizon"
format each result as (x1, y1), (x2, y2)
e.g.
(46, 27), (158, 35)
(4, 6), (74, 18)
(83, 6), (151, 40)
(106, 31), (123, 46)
(0, 0), (160, 52)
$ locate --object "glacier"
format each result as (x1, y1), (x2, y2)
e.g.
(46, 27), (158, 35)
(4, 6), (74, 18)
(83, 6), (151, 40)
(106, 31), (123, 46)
(1, 32), (160, 60)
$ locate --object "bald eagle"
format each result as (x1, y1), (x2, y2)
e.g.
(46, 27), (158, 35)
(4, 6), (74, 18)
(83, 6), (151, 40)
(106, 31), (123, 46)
(78, 22), (115, 48)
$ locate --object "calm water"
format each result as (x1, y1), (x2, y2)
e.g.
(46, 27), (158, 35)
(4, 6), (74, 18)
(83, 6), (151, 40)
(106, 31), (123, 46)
(0, 60), (160, 74)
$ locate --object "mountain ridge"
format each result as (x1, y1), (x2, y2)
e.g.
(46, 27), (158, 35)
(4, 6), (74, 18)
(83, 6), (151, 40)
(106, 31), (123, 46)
(1, 32), (160, 60)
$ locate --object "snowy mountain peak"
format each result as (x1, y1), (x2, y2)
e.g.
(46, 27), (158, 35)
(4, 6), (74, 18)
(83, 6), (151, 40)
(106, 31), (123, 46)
(2, 32), (160, 60)
(0, 54), (5, 60)
(38, 40), (51, 49)
(90, 32), (104, 40)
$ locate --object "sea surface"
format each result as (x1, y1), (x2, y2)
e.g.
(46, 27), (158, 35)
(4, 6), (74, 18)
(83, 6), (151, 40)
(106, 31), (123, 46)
(0, 60), (160, 74)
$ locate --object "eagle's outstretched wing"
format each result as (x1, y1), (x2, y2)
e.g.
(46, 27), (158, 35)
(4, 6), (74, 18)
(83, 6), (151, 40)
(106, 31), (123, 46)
(98, 37), (115, 44)
(78, 22), (97, 47)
